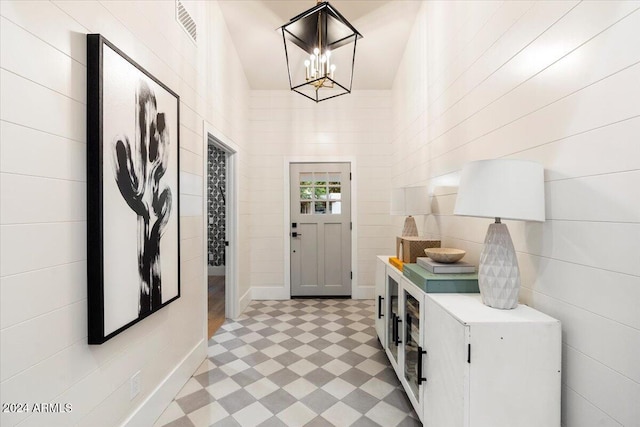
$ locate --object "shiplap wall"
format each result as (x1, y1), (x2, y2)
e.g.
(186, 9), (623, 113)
(391, 1), (640, 426)
(249, 91), (394, 299)
(0, 1), (250, 426)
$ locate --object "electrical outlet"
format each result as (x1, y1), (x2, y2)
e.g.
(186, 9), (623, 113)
(130, 371), (141, 400)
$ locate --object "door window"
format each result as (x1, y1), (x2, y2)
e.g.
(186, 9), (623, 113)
(299, 172), (342, 214)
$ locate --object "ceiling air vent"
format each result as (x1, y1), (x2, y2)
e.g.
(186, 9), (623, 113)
(176, 0), (197, 44)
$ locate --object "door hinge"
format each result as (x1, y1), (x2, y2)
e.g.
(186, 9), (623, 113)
(350, 271), (353, 280)
(349, 172), (352, 180)
(467, 344), (471, 363)
(350, 222), (352, 230)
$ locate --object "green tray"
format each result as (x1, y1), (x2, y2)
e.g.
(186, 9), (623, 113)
(403, 264), (479, 293)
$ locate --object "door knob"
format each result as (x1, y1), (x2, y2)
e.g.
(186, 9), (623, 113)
(291, 232), (303, 237)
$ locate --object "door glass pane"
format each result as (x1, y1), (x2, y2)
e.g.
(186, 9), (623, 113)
(314, 172), (327, 186)
(314, 201), (326, 214)
(300, 187), (312, 200)
(387, 276), (399, 364)
(300, 201), (312, 214)
(300, 173), (312, 186)
(329, 201), (341, 214)
(404, 292), (420, 397)
(314, 186), (327, 200)
(328, 187), (341, 200)
(328, 173), (340, 185)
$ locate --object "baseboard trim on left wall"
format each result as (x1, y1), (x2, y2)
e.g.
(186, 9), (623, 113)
(237, 287), (252, 319)
(120, 339), (206, 427)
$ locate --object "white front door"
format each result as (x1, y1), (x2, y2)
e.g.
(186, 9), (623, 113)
(290, 163), (351, 296)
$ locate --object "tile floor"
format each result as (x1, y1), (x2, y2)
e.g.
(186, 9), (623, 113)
(155, 299), (420, 427)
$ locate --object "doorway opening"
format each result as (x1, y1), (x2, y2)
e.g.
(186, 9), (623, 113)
(204, 124), (239, 339)
(207, 143), (227, 337)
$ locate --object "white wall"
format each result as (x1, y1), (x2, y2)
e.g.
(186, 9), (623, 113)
(249, 91), (394, 299)
(0, 1), (250, 426)
(391, 1), (640, 426)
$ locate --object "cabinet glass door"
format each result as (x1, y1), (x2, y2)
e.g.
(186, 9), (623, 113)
(387, 275), (400, 364)
(404, 291), (421, 397)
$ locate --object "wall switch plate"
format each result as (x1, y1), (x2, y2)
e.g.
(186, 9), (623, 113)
(130, 371), (141, 400)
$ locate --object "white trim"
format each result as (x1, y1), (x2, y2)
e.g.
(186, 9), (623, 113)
(120, 339), (205, 427)
(203, 122), (241, 333)
(208, 266), (225, 276)
(284, 157), (358, 298)
(238, 287), (252, 314)
(352, 286), (375, 300)
(252, 286), (290, 300)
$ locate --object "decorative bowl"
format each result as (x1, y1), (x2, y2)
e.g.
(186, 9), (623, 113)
(424, 248), (466, 263)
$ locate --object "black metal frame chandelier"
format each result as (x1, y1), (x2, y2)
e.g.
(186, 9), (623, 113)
(280, 1), (362, 103)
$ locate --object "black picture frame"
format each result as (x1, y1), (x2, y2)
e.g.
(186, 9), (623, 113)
(87, 34), (181, 344)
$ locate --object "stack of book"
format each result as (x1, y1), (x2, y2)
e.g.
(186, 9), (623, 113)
(416, 257), (476, 274)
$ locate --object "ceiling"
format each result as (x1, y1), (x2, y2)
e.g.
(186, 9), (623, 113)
(217, 1), (423, 90)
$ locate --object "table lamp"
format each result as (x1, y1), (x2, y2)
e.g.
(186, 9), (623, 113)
(454, 159), (545, 309)
(391, 186), (430, 236)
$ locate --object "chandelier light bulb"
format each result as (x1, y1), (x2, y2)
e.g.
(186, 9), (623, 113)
(313, 47), (319, 55)
(304, 59), (311, 80)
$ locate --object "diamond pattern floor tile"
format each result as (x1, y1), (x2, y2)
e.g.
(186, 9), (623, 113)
(155, 299), (420, 427)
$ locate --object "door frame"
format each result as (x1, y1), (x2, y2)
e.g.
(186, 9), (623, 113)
(284, 157), (359, 299)
(202, 122), (239, 337)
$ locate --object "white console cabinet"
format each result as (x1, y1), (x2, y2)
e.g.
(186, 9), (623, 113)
(375, 256), (561, 426)
(424, 293), (561, 427)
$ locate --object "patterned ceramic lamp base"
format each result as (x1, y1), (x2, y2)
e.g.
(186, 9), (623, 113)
(402, 216), (419, 236)
(478, 221), (520, 309)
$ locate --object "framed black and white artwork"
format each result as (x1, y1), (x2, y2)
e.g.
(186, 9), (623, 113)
(87, 34), (180, 344)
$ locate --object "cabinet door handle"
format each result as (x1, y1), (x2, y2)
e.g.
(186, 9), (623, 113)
(395, 316), (402, 345)
(391, 313), (397, 343)
(418, 346), (427, 384)
(378, 296), (384, 319)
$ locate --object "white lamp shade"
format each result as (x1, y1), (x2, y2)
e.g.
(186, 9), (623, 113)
(454, 159), (545, 222)
(391, 186), (430, 216)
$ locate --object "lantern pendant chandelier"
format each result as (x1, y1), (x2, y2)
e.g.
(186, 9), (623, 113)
(280, 1), (362, 103)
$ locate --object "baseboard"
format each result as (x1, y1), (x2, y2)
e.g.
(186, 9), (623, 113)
(352, 286), (375, 300)
(120, 339), (206, 427)
(208, 265), (225, 276)
(251, 286), (290, 300)
(251, 286), (373, 300)
(238, 287), (252, 318)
